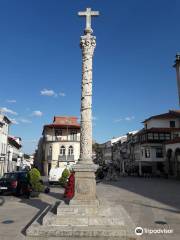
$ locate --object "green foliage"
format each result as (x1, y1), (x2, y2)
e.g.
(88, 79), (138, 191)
(28, 168), (44, 192)
(59, 168), (70, 187)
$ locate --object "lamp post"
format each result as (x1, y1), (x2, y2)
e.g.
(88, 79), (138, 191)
(173, 53), (180, 106)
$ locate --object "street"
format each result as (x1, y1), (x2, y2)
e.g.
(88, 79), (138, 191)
(0, 177), (180, 240)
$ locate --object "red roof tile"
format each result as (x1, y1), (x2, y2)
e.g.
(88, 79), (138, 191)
(43, 116), (80, 130)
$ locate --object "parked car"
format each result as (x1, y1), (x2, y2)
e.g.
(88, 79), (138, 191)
(0, 171), (32, 197)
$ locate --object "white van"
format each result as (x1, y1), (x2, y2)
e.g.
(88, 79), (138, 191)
(48, 167), (64, 184)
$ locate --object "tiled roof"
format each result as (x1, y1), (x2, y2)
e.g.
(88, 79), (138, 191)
(143, 110), (180, 123)
(43, 116), (80, 129)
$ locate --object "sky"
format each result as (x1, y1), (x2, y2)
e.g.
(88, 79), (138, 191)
(0, 0), (180, 154)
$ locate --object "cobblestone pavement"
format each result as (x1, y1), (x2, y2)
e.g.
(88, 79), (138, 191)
(0, 177), (179, 240)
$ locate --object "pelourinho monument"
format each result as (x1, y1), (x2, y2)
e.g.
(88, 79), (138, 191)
(26, 8), (136, 240)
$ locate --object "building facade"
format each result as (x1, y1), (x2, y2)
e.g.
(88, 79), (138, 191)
(96, 110), (180, 178)
(38, 116), (80, 176)
(130, 110), (180, 177)
(7, 136), (22, 172)
(0, 114), (11, 176)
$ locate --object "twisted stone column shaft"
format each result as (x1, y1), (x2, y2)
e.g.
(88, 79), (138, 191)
(80, 33), (96, 163)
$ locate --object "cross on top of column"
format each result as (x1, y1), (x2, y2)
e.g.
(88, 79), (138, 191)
(78, 7), (99, 34)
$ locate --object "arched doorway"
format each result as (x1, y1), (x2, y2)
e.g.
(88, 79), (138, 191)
(175, 148), (180, 178)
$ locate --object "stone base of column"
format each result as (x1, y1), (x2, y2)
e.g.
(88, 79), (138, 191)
(25, 163), (136, 240)
(26, 199), (137, 240)
(72, 163), (98, 202)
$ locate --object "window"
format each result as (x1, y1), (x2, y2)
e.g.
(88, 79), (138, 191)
(141, 134), (146, 142)
(156, 148), (163, 158)
(60, 146), (66, 155)
(68, 146), (73, 155)
(173, 133), (179, 139)
(153, 133), (159, 140)
(70, 130), (77, 141)
(170, 121), (175, 128)
(148, 133), (153, 140)
(145, 148), (150, 158)
(159, 133), (165, 140)
(55, 129), (62, 136)
(48, 146), (52, 156)
(165, 133), (171, 140)
(141, 149), (143, 156)
(133, 136), (138, 142)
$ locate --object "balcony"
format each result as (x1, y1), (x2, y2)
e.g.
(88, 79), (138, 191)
(44, 135), (80, 142)
(58, 155), (75, 162)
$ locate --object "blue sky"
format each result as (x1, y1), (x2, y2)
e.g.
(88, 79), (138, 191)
(0, 0), (179, 153)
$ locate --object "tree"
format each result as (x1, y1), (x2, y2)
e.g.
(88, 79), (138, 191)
(28, 168), (44, 192)
(59, 168), (70, 187)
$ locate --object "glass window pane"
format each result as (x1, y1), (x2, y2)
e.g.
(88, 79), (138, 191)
(154, 133), (159, 140)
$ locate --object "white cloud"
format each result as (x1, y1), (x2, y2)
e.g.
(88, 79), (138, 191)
(114, 116), (135, 123)
(59, 92), (66, 97)
(7, 99), (16, 103)
(125, 116), (135, 121)
(19, 118), (32, 123)
(40, 89), (57, 97)
(32, 110), (43, 117)
(10, 118), (19, 124)
(0, 107), (18, 115)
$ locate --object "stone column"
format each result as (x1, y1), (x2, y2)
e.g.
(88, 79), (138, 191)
(174, 53), (180, 106)
(72, 30), (98, 204)
(80, 31), (96, 164)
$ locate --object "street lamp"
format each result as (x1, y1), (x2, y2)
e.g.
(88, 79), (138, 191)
(173, 53), (180, 106)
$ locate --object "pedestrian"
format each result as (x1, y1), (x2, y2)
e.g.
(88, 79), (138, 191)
(64, 170), (75, 200)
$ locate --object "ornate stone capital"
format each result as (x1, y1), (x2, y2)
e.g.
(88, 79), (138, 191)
(80, 35), (96, 56)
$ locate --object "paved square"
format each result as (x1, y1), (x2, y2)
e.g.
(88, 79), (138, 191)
(0, 177), (179, 240)
(97, 177), (180, 240)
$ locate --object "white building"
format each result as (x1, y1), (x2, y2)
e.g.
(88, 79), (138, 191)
(131, 110), (180, 177)
(7, 136), (22, 172)
(99, 133), (134, 166)
(0, 114), (11, 176)
(37, 116), (80, 177)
